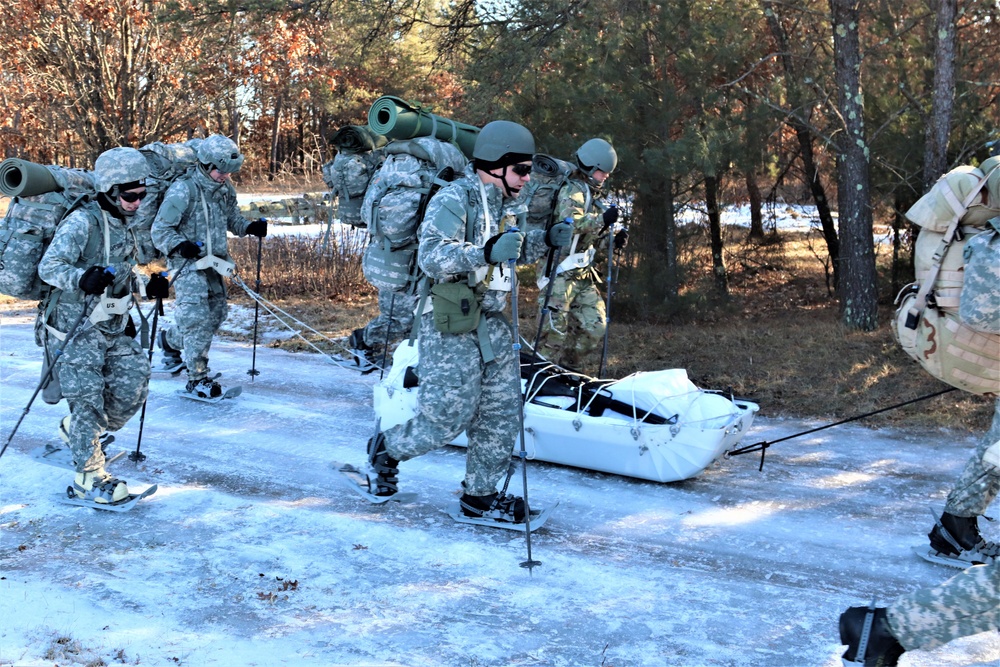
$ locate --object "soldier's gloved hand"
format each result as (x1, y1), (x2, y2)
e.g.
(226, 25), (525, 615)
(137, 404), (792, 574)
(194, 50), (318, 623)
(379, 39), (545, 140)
(146, 272), (170, 299)
(172, 240), (202, 259)
(614, 228), (629, 250)
(601, 205), (619, 230)
(545, 220), (573, 248)
(483, 230), (525, 265)
(79, 266), (115, 295)
(247, 218), (268, 238)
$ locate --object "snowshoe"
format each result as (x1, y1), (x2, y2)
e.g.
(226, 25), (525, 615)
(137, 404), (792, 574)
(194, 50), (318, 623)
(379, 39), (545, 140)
(839, 602), (905, 666)
(31, 443), (125, 471)
(449, 492), (557, 532)
(348, 328), (379, 373)
(177, 381), (242, 403)
(334, 462), (418, 504)
(60, 482), (158, 512)
(157, 330), (185, 374)
(334, 433), (416, 503)
(68, 470), (131, 504)
(918, 510), (999, 568)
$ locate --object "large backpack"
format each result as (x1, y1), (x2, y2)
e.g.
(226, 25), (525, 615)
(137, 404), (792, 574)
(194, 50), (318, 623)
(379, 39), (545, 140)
(360, 137), (468, 293)
(133, 140), (203, 262)
(518, 154), (575, 232)
(321, 125), (388, 228)
(0, 164), (96, 300)
(893, 157), (1000, 395)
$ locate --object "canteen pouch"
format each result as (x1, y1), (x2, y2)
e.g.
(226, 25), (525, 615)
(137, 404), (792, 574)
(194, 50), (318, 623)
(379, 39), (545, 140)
(431, 282), (481, 334)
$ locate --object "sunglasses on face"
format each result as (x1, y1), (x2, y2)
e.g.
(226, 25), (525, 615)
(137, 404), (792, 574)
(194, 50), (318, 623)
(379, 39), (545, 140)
(118, 190), (147, 203)
(510, 163), (532, 177)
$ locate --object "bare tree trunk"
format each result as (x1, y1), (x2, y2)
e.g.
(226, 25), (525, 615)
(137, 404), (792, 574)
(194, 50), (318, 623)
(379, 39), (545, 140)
(705, 174), (729, 295)
(922, 0), (957, 189)
(829, 0), (879, 331)
(763, 0), (840, 288)
(269, 93), (284, 182)
(746, 169), (764, 241)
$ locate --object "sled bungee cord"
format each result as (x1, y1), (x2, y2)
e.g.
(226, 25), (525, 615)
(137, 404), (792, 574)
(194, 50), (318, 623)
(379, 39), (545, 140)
(231, 275), (387, 374)
(726, 386), (958, 470)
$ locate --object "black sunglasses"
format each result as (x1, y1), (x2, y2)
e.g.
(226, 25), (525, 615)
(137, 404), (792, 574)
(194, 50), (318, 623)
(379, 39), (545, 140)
(119, 190), (148, 203)
(510, 163), (532, 177)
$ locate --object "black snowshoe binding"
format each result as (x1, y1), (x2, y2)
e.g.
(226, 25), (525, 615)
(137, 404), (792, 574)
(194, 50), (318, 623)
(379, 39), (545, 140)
(367, 433), (400, 497)
(838, 602), (905, 666)
(460, 491), (527, 523)
(159, 330), (185, 373)
(349, 328), (379, 373)
(926, 511), (999, 567)
(185, 376), (223, 399)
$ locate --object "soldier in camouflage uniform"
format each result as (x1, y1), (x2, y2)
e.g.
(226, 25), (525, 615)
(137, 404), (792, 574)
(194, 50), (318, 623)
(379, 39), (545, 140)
(151, 134), (267, 397)
(365, 120), (573, 522)
(37, 147), (153, 503)
(349, 289), (417, 367)
(924, 218), (1000, 567)
(534, 138), (626, 375)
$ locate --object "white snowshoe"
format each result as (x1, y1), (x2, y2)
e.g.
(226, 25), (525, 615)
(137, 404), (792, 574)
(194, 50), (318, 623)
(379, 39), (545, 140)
(177, 376), (242, 403)
(916, 509), (998, 568)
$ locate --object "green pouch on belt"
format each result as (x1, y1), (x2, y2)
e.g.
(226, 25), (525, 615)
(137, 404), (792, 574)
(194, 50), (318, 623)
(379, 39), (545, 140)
(431, 282), (481, 334)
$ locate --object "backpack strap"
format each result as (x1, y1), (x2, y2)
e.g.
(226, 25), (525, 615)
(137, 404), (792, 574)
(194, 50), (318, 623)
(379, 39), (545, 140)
(905, 165), (999, 330)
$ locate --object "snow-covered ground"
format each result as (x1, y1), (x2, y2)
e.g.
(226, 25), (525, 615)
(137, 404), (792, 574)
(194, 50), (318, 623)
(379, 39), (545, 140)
(0, 300), (997, 667)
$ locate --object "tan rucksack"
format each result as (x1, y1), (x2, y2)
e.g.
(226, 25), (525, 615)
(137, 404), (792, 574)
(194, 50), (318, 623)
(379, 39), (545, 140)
(893, 157), (1000, 395)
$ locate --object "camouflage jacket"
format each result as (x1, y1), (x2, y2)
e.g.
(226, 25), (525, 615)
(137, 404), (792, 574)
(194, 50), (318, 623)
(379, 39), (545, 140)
(418, 165), (548, 313)
(150, 166), (251, 261)
(37, 200), (137, 335)
(554, 176), (611, 271)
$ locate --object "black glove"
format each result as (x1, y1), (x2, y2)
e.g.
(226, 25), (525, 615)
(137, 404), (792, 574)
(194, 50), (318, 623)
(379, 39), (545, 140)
(602, 206), (619, 229)
(171, 240), (202, 259)
(79, 266), (115, 295)
(483, 230), (525, 265)
(146, 272), (170, 299)
(247, 218), (268, 238)
(614, 228), (629, 250)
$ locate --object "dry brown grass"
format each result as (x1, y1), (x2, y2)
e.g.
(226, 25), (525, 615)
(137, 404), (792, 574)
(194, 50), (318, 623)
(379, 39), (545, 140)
(2, 209), (992, 434)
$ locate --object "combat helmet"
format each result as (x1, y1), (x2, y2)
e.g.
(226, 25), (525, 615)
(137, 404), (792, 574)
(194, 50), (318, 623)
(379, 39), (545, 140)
(94, 147), (150, 194)
(574, 138), (617, 188)
(198, 134), (245, 173)
(473, 121), (535, 164)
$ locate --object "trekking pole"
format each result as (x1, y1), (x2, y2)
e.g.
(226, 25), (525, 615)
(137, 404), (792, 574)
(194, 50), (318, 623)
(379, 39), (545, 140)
(0, 293), (99, 460)
(130, 294), (163, 463)
(726, 386), (958, 471)
(378, 293), (396, 381)
(598, 221), (616, 379)
(505, 236), (541, 571)
(247, 235), (263, 380)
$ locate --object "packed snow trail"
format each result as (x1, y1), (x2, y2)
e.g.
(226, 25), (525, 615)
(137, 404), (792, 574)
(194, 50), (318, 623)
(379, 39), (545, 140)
(1, 309), (997, 667)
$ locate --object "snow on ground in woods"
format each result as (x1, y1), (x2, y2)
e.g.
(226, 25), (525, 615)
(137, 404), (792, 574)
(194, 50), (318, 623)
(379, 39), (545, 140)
(1, 299), (998, 667)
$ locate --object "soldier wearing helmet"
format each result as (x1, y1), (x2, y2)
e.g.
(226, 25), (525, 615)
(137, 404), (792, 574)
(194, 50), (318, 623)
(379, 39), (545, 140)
(36, 147), (158, 504)
(534, 137), (623, 375)
(151, 134), (267, 398)
(360, 120), (571, 525)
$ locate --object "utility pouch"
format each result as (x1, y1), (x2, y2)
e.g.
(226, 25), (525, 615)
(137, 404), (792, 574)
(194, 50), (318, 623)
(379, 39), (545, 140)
(431, 282), (481, 334)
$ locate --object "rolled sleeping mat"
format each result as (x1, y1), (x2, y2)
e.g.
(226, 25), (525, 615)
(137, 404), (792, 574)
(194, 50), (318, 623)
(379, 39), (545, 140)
(367, 96), (480, 160)
(532, 153), (574, 178)
(330, 125), (388, 154)
(0, 158), (60, 197)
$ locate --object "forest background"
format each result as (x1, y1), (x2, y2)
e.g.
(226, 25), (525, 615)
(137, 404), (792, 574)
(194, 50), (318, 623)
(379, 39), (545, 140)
(0, 0), (997, 432)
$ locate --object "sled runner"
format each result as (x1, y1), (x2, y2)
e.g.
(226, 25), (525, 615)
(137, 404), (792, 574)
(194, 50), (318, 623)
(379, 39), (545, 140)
(374, 343), (759, 483)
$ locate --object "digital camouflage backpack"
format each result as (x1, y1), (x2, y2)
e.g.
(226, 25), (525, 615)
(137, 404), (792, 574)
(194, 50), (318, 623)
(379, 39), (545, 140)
(321, 125), (388, 228)
(517, 153), (575, 233)
(360, 136), (468, 293)
(893, 157), (1000, 395)
(0, 161), (96, 300)
(133, 139), (203, 262)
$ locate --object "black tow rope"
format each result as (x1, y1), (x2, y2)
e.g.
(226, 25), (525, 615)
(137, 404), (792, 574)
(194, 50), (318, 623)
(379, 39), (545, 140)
(726, 387), (958, 471)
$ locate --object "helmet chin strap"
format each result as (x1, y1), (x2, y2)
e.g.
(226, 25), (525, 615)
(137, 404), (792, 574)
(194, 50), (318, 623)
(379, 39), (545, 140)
(487, 166), (517, 198)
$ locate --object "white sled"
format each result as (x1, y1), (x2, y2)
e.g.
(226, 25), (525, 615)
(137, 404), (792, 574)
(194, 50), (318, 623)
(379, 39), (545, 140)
(373, 343), (759, 484)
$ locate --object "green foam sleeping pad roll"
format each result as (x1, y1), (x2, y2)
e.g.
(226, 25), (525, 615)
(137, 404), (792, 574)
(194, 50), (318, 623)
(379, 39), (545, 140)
(367, 96), (480, 160)
(0, 158), (60, 197)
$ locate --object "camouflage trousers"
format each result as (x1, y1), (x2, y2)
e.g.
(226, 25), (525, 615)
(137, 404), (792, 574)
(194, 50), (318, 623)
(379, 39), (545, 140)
(887, 561), (999, 650)
(56, 325), (150, 473)
(164, 265), (228, 381)
(944, 398), (1000, 516)
(362, 289), (417, 349)
(383, 311), (520, 496)
(535, 271), (606, 374)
